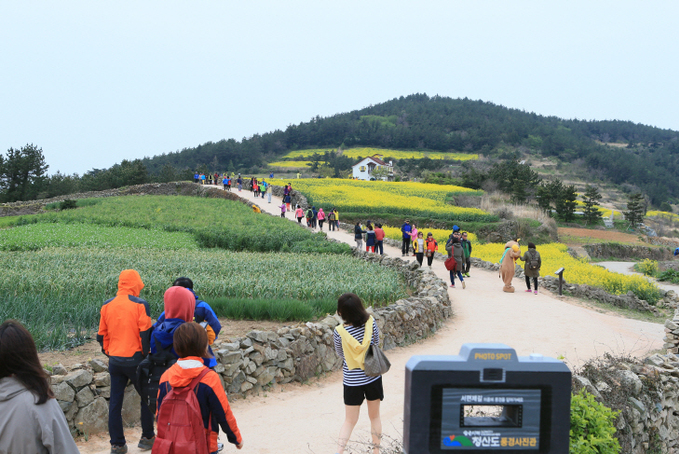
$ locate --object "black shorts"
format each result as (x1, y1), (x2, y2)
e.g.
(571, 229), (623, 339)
(343, 377), (384, 406)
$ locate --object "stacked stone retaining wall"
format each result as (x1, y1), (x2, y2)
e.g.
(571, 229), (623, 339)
(49, 249), (452, 436)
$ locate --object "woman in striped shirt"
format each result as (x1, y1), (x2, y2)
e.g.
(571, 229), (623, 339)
(333, 293), (383, 454)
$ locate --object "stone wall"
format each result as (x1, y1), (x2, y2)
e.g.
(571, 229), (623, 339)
(584, 243), (675, 261)
(50, 248), (452, 435)
(573, 352), (679, 453)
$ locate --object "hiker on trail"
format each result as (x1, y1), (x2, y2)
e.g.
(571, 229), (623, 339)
(354, 222), (367, 250)
(306, 207), (314, 227)
(461, 232), (473, 277)
(194, 172), (199, 184)
(97, 269), (155, 453)
(156, 322), (243, 453)
(0, 320), (80, 454)
(214, 173), (219, 185)
(237, 176), (243, 191)
(328, 208), (337, 231)
(200, 173), (206, 185)
(520, 242), (542, 295)
(158, 277), (222, 367)
(425, 232), (438, 268)
(207, 174), (213, 185)
(334, 208), (340, 229)
(365, 224), (376, 253)
(260, 180), (267, 198)
(223, 176), (229, 191)
(317, 208), (326, 230)
(311, 206), (318, 229)
(499, 240), (522, 293)
(374, 223), (385, 255)
(283, 184), (290, 198)
(333, 293), (383, 454)
(413, 231), (425, 266)
(295, 205), (304, 223)
(137, 286), (195, 415)
(266, 182), (273, 203)
(450, 237), (466, 289)
(284, 194), (292, 212)
(400, 220), (412, 256)
(409, 223), (419, 256)
(279, 203), (287, 218)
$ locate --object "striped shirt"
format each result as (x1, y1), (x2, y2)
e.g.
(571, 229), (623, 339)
(334, 321), (381, 386)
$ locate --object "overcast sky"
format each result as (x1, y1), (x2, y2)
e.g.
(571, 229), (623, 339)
(1, 1), (678, 175)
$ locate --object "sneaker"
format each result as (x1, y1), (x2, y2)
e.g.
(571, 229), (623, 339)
(534, 290), (538, 295)
(110, 445), (128, 454)
(138, 436), (155, 451)
(464, 273), (470, 278)
(525, 289), (532, 293)
(462, 281), (466, 289)
(450, 284), (455, 288)
(218, 442), (225, 452)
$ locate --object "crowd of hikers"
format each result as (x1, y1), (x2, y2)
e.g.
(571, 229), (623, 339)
(0, 269), (386, 454)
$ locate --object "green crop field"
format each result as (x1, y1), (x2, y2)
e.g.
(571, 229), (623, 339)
(0, 194), (405, 350)
(7, 195), (350, 254)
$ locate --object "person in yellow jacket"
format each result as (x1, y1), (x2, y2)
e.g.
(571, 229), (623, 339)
(333, 293), (382, 454)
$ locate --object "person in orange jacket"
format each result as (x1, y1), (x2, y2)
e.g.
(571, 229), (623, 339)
(97, 269), (155, 453)
(157, 322), (244, 453)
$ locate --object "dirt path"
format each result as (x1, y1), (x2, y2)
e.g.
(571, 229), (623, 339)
(598, 261), (679, 293)
(77, 187), (665, 454)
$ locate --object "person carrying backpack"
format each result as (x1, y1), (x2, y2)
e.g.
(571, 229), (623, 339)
(520, 242), (542, 295)
(155, 278), (221, 368)
(328, 208), (336, 231)
(137, 286), (194, 415)
(306, 208), (314, 227)
(97, 269), (155, 453)
(156, 322), (243, 454)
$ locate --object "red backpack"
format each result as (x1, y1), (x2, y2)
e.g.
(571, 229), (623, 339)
(153, 368), (211, 454)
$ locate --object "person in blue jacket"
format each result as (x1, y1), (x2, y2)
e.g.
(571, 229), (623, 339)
(401, 220), (412, 256)
(155, 277), (221, 368)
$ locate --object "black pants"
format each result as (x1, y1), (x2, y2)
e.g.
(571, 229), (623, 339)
(376, 240), (383, 255)
(525, 276), (538, 290)
(402, 238), (411, 255)
(109, 362), (154, 446)
(416, 253), (424, 266)
(427, 254), (434, 266)
(463, 258), (471, 274)
(319, 220), (324, 229)
(329, 220), (336, 231)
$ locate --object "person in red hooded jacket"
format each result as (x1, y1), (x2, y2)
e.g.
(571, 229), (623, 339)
(98, 269), (155, 453)
(157, 322), (243, 453)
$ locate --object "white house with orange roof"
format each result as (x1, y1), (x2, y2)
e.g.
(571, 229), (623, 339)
(351, 155), (394, 181)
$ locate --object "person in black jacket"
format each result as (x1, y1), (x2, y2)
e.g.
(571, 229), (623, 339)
(354, 222), (366, 250)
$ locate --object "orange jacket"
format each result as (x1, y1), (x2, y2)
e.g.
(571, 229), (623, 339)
(97, 270), (152, 363)
(158, 358), (243, 451)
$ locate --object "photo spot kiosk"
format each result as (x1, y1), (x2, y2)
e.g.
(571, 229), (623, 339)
(404, 344), (571, 454)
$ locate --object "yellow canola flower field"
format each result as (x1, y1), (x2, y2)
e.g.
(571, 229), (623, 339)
(382, 226), (477, 254)
(647, 210), (679, 222)
(472, 242), (661, 302)
(282, 147), (478, 161)
(268, 161), (312, 168)
(289, 178), (496, 222)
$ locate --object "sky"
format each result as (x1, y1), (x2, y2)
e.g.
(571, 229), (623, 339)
(1, 1), (678, 175)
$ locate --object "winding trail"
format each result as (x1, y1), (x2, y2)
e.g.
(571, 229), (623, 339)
(78, 186), (665, 454)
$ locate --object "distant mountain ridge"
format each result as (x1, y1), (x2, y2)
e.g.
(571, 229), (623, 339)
(142, 94), (679, 204)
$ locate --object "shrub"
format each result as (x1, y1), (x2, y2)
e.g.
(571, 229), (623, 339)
(59, 199), (78, 210)
(657, 268), (679, 284)
(570, 389), (621, 454)
(634, 259), (658, 276)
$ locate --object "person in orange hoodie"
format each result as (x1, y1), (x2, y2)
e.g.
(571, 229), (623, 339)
(98, 269), (155, 453)
(157, 322), (243, 453)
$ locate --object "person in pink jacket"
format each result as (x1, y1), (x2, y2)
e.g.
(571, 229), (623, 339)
(295, 205), (304, 224)
(317, 208), (326, 230)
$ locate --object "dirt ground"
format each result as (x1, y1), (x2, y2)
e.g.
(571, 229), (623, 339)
(559, 227), (645, 245)
(76, 188), (666, 454)
(39, 319), (287, 369)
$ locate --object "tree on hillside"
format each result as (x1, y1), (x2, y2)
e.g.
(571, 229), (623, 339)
(0, 144), (49, 202)
(624, 193), (646, 229)
(487, 160), (541, 203)
(535, 179), (563, 215)
(581, 185), (603, 225)
(555, 184), (578, 222)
